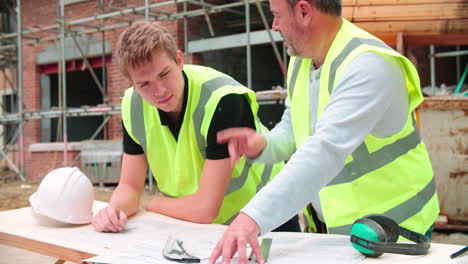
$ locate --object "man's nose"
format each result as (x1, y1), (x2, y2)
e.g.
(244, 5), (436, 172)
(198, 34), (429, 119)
(272, 17), (279, 31)
(152, 84), (167, 96)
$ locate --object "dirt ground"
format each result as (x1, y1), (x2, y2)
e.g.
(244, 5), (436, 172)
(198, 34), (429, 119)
(0, 170), (156, 211)
(0, 171), (467, 263)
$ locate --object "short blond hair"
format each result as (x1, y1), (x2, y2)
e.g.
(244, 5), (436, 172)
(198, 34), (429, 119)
(116, 21), (178, 79)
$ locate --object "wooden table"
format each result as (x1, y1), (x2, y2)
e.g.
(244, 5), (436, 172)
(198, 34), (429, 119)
(0, 201), (465, 264)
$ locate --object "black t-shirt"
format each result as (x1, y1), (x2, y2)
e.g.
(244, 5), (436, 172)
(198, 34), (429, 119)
(123, 72), (256, 160)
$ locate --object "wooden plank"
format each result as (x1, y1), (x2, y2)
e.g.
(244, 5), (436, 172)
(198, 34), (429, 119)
(403, 34), (468, 46)
(396, 32), (405, 54)
(0, 232), (96, 264)
(378, 34), (401, 47)
(343, 0), (467, 6)
(376, 33), (468, 47)
(354, 19), (468, 46)
(354, 19), (468, 35)
(418, 97), (468, 109)
(343, 3), (468, 21)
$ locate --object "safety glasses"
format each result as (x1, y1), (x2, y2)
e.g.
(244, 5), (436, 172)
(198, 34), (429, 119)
(162, 236), (201, 263)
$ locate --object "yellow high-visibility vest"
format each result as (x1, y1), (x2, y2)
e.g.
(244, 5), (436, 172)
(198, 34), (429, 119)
(122, 65), (283, 224)
(287, 19), (439, 235)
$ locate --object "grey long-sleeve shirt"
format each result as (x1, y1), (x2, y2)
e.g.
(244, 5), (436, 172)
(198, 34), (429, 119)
(242, 52), (409, 235)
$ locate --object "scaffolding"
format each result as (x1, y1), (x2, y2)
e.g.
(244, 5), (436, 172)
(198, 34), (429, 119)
(1, 0), (466, 181)
(0, 0), (284, 181)
(429, 45), (468, 94)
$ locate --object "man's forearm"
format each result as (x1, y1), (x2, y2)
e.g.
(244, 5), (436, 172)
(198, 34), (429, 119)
(109, 183), (141, 217)
(147, 194), (220, 224)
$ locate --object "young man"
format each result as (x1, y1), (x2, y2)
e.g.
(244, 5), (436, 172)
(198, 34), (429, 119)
(92, 21), (298, 232)
(209, 0), (439, 263)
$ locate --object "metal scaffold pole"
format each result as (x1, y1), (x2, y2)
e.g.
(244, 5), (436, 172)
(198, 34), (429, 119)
(99, 0), (107, 105)
(456, 46), (461, 83)
(430, 45), (436, 94)
(245, 0), (252, 89)
(144, 0), (154, 192)
(16, 0), (25, 181)
(183, 1), (189, 63)
(145, 0), (149, 21)
(255, 0), (285, 79)
(59, 0), (68, 165)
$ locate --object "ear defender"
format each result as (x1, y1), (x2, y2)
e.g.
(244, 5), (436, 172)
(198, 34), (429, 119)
(350, 214), (430, 257)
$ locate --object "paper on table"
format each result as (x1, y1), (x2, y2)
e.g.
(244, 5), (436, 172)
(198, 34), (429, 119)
(84, 231), (364, 264)
(73, 215), (224, 263)
(83, 237), (221, 264)
(54, 216), (224, 254)
(60, 205), (364, 264)
(261, 233), (365, 264)
(452, 254), (468, 264)
(85, 244), (256, 264)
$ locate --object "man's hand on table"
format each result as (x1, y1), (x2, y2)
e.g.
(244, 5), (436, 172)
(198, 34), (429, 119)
(92, 204), (127, 232)
(208, 212), (264, 264)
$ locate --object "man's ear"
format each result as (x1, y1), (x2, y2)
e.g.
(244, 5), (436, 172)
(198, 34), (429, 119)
(176, 50), (184, 68)
(296, 0), (314, 24)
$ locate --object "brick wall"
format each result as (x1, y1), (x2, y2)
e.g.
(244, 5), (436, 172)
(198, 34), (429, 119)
(20, 0), (183, 179)
(28, 151), (81, 181)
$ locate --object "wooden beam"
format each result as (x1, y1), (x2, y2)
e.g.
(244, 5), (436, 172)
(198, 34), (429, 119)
(343, 0), (467, 6)
(343, 3), (468, 22)
(0, 232), (96, 264)
(354, 19), (468, 35)
(404, 34), (468, 46)
(418, 97), (468, 109)
(376, 33), (468, 47)
(397, 32), (405, 55)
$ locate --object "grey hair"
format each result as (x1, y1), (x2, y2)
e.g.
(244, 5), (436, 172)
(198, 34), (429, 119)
(287, 0), (342, 16)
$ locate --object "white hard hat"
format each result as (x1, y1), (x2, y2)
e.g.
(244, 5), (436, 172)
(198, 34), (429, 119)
(29, 167), (94, 224)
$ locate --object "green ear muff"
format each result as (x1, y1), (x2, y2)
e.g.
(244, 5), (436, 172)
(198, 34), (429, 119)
(350, 214), (430, 257)
(351, 221), (386, 257)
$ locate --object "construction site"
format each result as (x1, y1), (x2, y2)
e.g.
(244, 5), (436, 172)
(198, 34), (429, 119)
(0, 0), (467, 263)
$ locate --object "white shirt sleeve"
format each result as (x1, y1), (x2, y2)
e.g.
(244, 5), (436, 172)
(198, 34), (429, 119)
(242, 52), (408, 235)
(255, 98), (297, 163)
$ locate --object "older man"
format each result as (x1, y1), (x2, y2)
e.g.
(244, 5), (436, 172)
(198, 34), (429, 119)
(209, 0), (439, 263)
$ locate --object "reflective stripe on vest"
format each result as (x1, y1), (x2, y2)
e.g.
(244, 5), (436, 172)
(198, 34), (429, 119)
(130, 91), (146, 153)
(328, 38), (392, 94)
(288, 38), (392, 98)
(288, 58), (304, 99)
(255, 159), (274, 191)
(192, 76), (243, 158)
(330, 115), (420, 186)
(329, 177), (436, 234)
